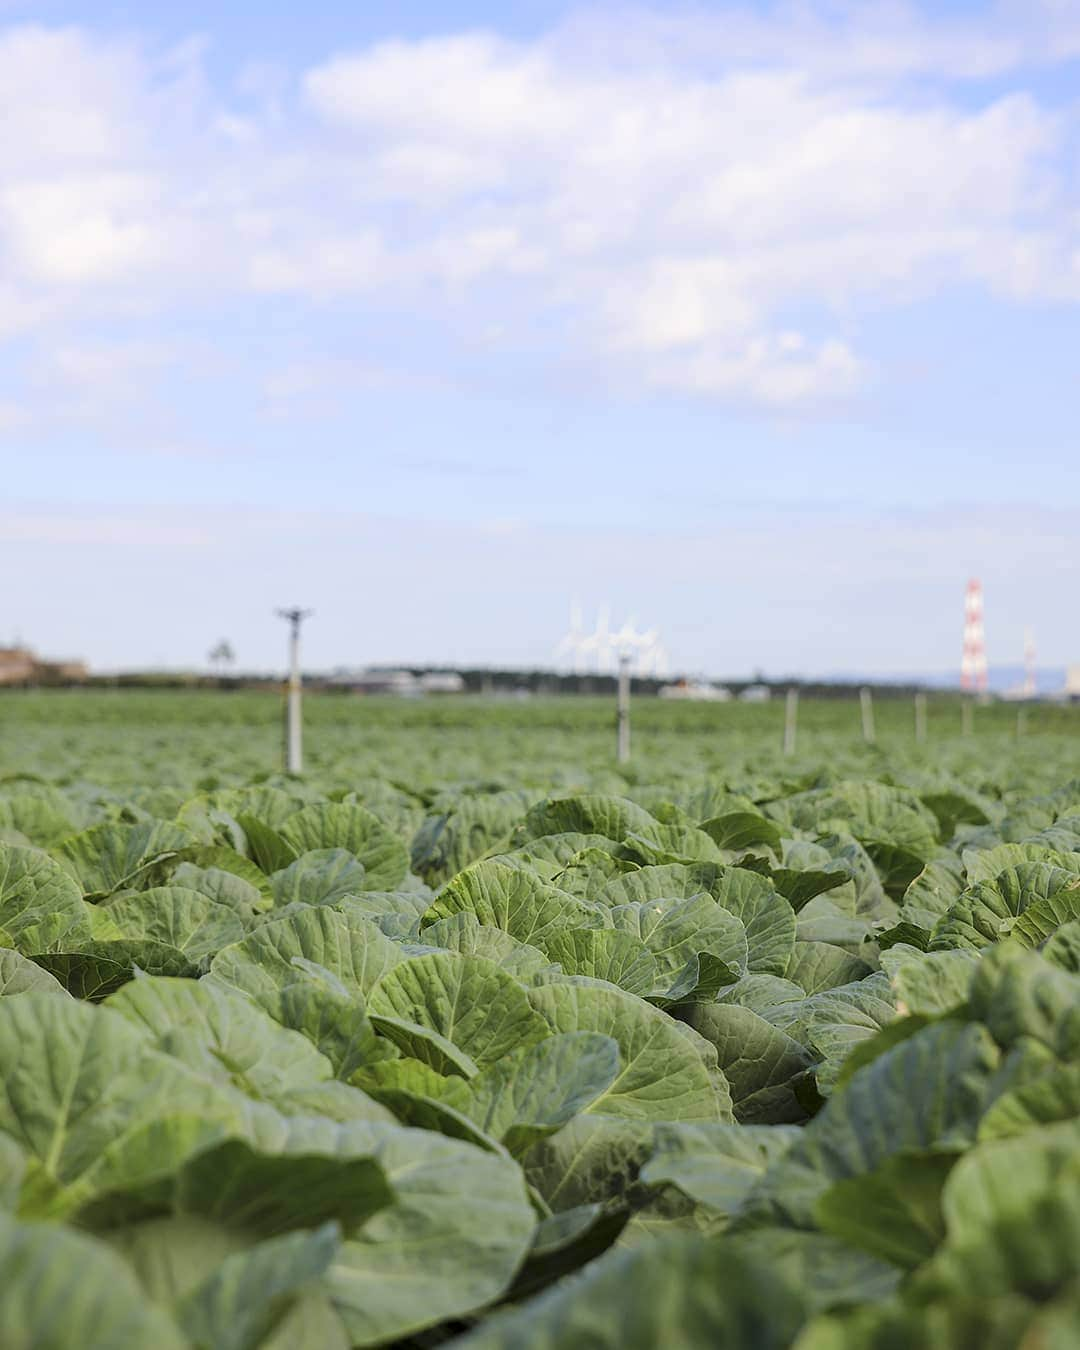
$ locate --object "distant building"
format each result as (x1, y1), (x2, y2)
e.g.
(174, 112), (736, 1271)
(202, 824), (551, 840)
(328, 669), (420, 696)
(1064, 665), (1080, 700)
(658, 679), (732, 702)
(327, 668), (467, 696)
(0, 645), (88, 686)
(739, 684), (772, 703)
(0, 647), (36, 684)
(418, 671), (466, 694)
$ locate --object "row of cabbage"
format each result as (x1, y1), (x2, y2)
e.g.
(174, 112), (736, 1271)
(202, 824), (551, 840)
(0, 768), (1078, 1347)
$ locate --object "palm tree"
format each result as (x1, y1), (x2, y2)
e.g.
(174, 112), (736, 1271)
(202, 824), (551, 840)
(208, 640), (235, 680)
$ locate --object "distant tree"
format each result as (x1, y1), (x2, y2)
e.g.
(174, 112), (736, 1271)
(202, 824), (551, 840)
(209, 640), (236, 679)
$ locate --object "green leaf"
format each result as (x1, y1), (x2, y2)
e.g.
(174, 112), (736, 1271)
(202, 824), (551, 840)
(728, 1228), (900, 1313)
(351, 1058), (488, 1143)
(104, 983), (389, 1131)
(177, 1222), (343, 1350)
(795, 895), (873, 948)
(914, 1124), (1080, 1301)
(679, 1003), (814, 1123)
(366, 1013), (483, 1078)
(539, 928), (659, 995)
(418, 912), (555, 977)
(745, 1021), (1001, 1229)
(523, 1113), (654, 1212)
(716, 973), (806, 1015)
(324, 1122), (537, 1346)
(597, 862), (724, 907)
(276, 964), (392, 1080)
(106, 975), (338, 1102)
(768, 840), (853, 910)
(0, 845), (92, 953)
(527, 982), (727, 1122)
(962, 843), (1080, 886)
(171, 862), (266, 914)
(641, 1122), (801, 1214)
(1011, 881), (1080, 947)
(100, 887), (246, 964)
(517, 794), (659, 843)
(979, 1061), (1080, 1140)
(209, 906), (407, 1010)
(0, 1133), (26, 1208)
(29, 941), (199, 999)
(463, 1032), (622, 1153)
(815, 1152), (955, 1269)
(442, 1234), (804, 1350)
(798, 973), (899, 1094)
(159, 1134), (393, 1238)
(551, 847), (639, 901)
(0, 993), (242, 1219)
(0, 793), (77, 848)
(1043, 920), (1080, 973)
(509, 1203), (628, 1301)
(270, 849), (367, 908)
(279, 804), (409, 891)
(181, 787), (306, 839)
(235, 814), (298, 874)
(334, 891), (430, 939)
(53, 821), (195, 898)
(620, 823), (726, 866)
(700, 811), (783, 859)
(411, 791), (531, 886)
(786, 941), (873, 994)
(607, 894), (746, 990)
(0, 947), (69, 998)
(502, 833), (625, 879)
(0, 1212), (188, 1349)
(654, 951), (741, 1006)
(931, 864), (1080, 951)
(169, 850), (273, 907)
(368, 951), (550, 1073)
(967, 947), (1080, 1055)
(768, 782), (940, 861)
(710, 869), (797, 977)
(880, 945), (980, 1017)
(899, 857), (966, 932)
(424, 859), (604, 949)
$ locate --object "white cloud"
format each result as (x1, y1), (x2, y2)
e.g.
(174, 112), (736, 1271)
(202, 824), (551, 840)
(247, 230), (385, 294)
(3, 173), (163, 283)
(652, 334), (865, 404)
(0, 398), (25, 431)
(0, 6), (1077, 412)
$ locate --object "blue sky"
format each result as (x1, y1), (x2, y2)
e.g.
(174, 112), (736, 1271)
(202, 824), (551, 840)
(1, 1), (1078, 678)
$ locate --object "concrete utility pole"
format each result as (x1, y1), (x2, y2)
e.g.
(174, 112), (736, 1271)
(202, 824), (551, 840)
(616, 651), (631, 764)
(783, 687), (798, 756)
(860, 687), (876, 744)
(914, 692), (928, 744)
(276, 608), (312, 774)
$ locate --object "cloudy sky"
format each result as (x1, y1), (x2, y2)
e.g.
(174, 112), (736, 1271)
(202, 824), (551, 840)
(2, 0), (1078, 677)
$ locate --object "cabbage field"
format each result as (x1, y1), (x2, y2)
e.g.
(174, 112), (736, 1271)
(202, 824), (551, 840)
(0, 690), (1078, 1348)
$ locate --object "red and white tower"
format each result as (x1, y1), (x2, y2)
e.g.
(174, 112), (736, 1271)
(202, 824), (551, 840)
(960, 578), (987, 693)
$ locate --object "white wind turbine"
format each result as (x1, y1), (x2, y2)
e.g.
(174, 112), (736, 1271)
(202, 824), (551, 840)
(633, 627), (666, 677)
(557, 604), (670, 679)
(555, 600), (587, 673)
(579, 606), (613, 674)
